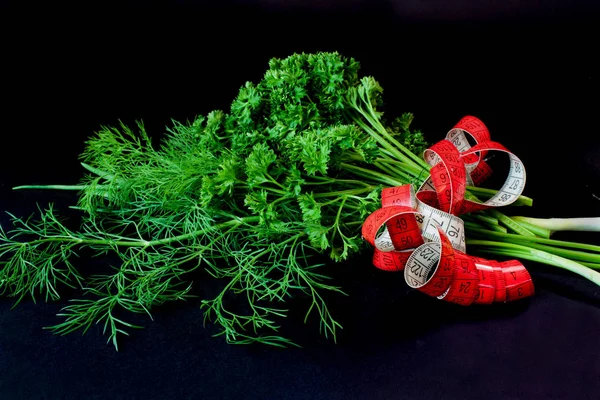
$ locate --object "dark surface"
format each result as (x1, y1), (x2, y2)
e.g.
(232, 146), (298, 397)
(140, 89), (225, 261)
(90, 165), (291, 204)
(1, 5), (600, 400)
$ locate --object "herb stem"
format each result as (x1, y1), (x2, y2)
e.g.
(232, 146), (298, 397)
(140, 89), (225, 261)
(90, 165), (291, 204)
(465, 226), (600, 253)
(373, 161), (415, 184)
(511, 216), (600, 233)
(304, 176), (373, 188)
(18, 216), (260, 248)
(376, 154), (427, 177)
(13, 185), (91, 191)
(339, 162), (407, 187)
(312, 187), (374, 199)
(350, 114), (419, 170)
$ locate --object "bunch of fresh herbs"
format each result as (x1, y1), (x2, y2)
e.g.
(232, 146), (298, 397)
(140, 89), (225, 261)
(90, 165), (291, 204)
(1, 52), (599, 350)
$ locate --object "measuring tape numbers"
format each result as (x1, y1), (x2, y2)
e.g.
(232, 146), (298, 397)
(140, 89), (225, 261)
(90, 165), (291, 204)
(361, 115), (535, 305)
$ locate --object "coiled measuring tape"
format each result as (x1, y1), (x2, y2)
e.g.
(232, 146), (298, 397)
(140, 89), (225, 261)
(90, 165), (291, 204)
(361, 116), (534, 304)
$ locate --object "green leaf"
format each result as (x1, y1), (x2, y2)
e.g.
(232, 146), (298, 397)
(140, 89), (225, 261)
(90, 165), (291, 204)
(391, 112), (414, 133)
(284, 165), (305, 197)
(230, 81), (262, 127)
(214, 153), (240, 195)
(245, 143), (277, 187)
(244, 190), (269, 214)
(298, 130), (331, 176)
(305, 223), (330, 251)
(298, 193), (322, 224)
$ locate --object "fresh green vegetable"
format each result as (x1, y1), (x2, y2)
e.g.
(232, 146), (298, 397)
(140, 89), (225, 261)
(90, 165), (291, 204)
(2, 52), (599, 350)
(510, 216), (600, 234)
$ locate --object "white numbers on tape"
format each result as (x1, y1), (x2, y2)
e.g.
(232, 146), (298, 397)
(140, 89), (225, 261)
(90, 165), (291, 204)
(446, 129), (479, 186)
(415, 199), (466, 253)
(482, 153), (526, 207)
(374, 228), (395, 252)
(405, 242), (440, 288)
(373, 186), (467, 254)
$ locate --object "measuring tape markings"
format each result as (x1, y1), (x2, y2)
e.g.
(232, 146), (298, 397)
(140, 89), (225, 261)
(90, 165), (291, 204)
(436, 251), (479, 305)
(364, 186), (429, 271)
(415, 196), (466, 253)
(372, 248), (412, 272)
(363, 198), (533, 303)
(446, 115), (493, 186)
(473, 261), (496, 305)
(362, 206), (417, 250)
(362, 206), (425, 275)
(424, 140), (467, 215)
(489, 260), (508, 303)
(381, 185), (417, 208)
(499, 259), (535, 301)
(382, 183), (468, 253)
(458, 142), (526, 213)
(404, 226), (456, 297)
(422, 115), (528, 216)
(380, 185), (425, 251)
(425, 138), (527, 216)
(361, 115), (535, 305)
(403, 226), (479, 305)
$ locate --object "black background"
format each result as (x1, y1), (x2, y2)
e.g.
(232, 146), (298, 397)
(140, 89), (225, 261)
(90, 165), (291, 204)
(1, 2), (600, 400)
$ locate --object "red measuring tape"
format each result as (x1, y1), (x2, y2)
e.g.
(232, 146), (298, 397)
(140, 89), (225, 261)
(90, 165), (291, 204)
(361, 116), (534, 304)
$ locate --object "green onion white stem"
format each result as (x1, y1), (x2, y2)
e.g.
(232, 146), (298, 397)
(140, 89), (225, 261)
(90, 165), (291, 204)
(511, 216), (600, 233)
